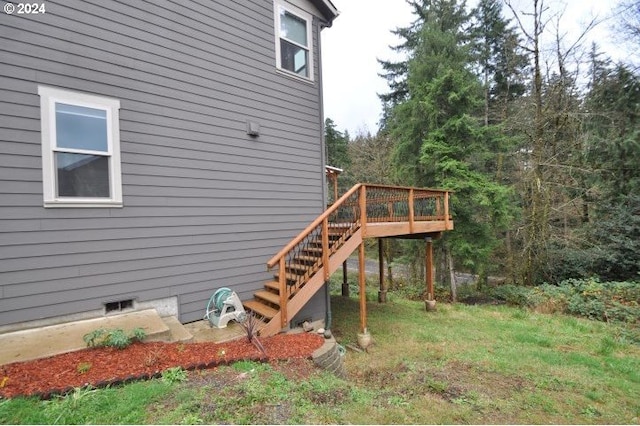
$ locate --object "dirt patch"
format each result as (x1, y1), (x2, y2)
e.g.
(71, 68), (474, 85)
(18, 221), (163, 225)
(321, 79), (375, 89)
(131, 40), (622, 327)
(413, 360), (532, 402)
(268, 357), (320, 381)
(0, 333), (324, 399)
(351, 359), (532, 405)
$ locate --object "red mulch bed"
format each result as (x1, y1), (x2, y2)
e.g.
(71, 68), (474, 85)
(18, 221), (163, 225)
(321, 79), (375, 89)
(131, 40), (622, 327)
(0, 333), (324, 400)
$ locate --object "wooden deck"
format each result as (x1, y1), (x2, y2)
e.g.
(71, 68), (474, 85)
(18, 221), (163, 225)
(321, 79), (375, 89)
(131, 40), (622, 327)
(242, 183), (454, 337)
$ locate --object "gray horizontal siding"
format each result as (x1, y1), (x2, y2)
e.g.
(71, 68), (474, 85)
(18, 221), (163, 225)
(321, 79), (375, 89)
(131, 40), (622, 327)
(0, 0), (328, 325)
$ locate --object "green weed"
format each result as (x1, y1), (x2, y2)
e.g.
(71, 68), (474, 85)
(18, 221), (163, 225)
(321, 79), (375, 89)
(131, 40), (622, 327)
(76, 362), (92, 375)
(161, 367), (188, 384)
(83, 327), (147, 349)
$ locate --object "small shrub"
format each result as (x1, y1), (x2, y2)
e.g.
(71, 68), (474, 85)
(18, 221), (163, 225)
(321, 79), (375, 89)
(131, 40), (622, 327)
(489, 285), (533, 306)
(239, 313), (267, 357)
(106, 329), (131, 349)
(83, 327), (147, 349)
(161, 367), (188, 384)
(487, 279), (640, 329)
(145, 348), (162, 367)
(131, 327), (146, 342)
(76, 362), (92, 374)
(83, 328), (108, 348)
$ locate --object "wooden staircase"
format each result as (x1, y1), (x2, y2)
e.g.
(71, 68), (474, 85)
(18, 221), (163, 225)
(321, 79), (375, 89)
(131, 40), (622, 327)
(241, 184), (453, 337)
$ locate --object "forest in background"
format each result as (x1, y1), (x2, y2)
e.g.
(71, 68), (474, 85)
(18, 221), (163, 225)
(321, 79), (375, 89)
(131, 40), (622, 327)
(324, 0), (640, 294)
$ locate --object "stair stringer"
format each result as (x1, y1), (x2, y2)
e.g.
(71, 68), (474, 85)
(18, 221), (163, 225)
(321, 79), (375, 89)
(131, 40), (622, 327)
(259, 228), (363, 337)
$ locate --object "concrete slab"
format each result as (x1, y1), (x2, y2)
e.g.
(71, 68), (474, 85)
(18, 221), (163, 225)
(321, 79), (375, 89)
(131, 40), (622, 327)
(161, 316), (194, 343)
(183, 319), (245, 343)
(0, 313), (327, 367)
(0, 309), (170, 365)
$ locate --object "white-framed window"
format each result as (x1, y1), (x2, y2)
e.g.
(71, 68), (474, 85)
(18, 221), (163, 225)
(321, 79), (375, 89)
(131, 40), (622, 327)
(274, 0), (314, 81)
(38, 86), (123, 208)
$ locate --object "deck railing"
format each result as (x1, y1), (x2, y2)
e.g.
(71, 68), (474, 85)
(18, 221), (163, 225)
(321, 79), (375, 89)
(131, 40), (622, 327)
(266, 183), (451, 327)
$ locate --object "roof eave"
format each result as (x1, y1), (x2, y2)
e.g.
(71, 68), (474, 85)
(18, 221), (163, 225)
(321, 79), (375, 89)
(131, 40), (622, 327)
(311, 0), (339, 25)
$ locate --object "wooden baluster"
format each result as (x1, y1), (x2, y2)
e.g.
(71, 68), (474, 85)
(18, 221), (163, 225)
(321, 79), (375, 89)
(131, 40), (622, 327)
(279, 257), (287, 328)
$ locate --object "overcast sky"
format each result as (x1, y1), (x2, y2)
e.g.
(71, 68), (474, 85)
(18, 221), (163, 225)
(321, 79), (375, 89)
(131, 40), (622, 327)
(320, 0), (624, 136)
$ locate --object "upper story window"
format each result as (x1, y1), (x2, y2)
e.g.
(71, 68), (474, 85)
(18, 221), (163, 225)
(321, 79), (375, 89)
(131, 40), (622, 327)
(274, 0), (314, 81)
(38, 86), (122, 208)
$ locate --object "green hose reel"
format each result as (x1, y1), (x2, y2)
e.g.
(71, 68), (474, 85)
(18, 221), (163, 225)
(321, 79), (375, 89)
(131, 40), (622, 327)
(205, 287), (247, 328)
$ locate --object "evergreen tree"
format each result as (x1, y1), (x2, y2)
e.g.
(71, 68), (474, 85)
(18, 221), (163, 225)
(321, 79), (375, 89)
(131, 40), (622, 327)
(615, 0), (640, 66)
(324, 118), (350, 170)
(583, 63), (640, 280)
(378, 0), (472, 129)
(387, 0), (515, 290)
(378, 1), (432, 111)
(470, 0), (528, 126)
(324, 118), (352, 200)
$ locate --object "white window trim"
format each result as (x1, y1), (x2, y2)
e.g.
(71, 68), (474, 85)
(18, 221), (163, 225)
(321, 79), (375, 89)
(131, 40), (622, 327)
(274, 0), (314, 82)
(38, 86), (123, 208)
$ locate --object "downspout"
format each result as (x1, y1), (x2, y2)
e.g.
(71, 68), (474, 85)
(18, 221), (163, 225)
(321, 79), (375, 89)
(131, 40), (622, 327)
(318, 17), (332, 334)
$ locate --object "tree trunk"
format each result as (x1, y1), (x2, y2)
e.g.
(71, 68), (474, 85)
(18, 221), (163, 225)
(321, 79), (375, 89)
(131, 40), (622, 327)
(522, 0), (550, 286)
(446, 244), (457, 302)
(438, 246), (447, 287)
(382, 239), (395, 290)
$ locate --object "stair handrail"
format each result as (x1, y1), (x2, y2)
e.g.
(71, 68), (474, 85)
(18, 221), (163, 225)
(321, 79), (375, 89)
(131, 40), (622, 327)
(267, 183), (363, 268)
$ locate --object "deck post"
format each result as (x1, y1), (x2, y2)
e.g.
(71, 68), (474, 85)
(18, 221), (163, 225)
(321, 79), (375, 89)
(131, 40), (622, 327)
(342, 261), (349, 297)
(408, 188), (415, 233)
(358, 240), (367, 333)
(444, 191), (450, 229)
(359, 185), (367, 237)
(279, 257), (288, 327)
(357, 239), (372, 348)
(378, 238), (386, 303)
(425, 237), (436, 311)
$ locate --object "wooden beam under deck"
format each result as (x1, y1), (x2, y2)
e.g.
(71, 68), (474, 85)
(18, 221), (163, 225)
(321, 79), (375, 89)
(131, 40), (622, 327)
(365, 220), (453, 238)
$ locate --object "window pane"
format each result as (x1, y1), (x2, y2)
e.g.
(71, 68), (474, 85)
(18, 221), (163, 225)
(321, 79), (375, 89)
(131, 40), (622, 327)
(56, 152), (110, 197)
(280, 39), (308, 77)
(280, 10), (307, 46)
(56, 103), (108, 152)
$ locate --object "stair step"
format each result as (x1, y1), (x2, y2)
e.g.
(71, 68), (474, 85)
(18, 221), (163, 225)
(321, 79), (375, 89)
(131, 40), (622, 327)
(161, 316), (194, 343)
(328, 227), (348, 235)
(287, 262), (311, 273)
(274, 271), (303, 283)
(310, 235), (341, 245)
(294, 255), (321, 264)
(265, 280), (280, 291)
(328, 222), (352, 229)
(243, 300), (278, 320)
(302, 246), (322, 254)
(255, 290), (280, 306)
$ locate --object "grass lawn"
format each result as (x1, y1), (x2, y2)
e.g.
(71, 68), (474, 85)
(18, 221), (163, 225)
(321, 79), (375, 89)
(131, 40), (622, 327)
(1, 295), (638, 424)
